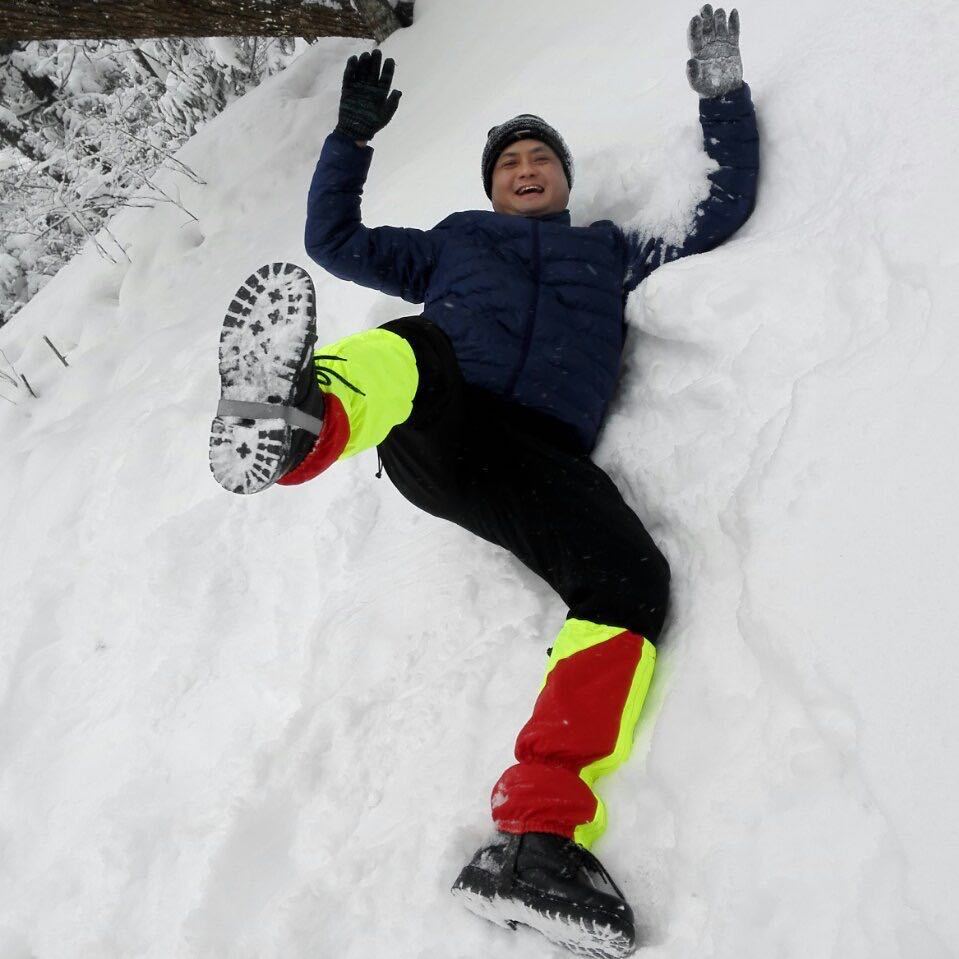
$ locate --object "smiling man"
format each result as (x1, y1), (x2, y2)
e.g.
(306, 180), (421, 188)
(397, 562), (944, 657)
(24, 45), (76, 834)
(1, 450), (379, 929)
(488, 134), (571, 216)
(209, 6), (758, 956)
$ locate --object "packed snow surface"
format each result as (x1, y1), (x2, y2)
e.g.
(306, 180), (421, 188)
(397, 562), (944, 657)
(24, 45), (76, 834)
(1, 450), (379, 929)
(2, 1), (959, 956)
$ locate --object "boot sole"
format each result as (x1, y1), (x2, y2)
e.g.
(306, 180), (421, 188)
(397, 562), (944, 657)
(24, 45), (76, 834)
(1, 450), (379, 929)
(452, 867), (635, 959)
(209, 263), (317, 494)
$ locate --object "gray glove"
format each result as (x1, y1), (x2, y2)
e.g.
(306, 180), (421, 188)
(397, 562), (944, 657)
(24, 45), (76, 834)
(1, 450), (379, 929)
(686, 4), (743, 98)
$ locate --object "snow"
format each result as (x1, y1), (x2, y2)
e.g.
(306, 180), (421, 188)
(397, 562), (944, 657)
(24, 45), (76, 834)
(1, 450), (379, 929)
(2, 1), (959, 957)
(206, 38), (246, 71)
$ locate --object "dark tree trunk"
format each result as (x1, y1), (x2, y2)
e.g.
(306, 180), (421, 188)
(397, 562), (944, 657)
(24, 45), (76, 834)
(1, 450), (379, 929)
(351, 0), (401, 42)
(394, 2), (415, 28)
(0, 1), (404, 42)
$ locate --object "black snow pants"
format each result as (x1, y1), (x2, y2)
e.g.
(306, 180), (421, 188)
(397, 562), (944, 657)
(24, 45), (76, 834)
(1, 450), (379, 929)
(377, 317), (671, 643)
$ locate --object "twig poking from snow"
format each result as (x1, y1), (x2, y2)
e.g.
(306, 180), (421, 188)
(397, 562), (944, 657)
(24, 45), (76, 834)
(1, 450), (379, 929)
(134, 169), (199, 223)
(110, 125), (206, 185)
(43, 335), (69, 367)
(99, 220), (132, 263)
(0, 347), (22, 387)
(67, 209), (118, 263)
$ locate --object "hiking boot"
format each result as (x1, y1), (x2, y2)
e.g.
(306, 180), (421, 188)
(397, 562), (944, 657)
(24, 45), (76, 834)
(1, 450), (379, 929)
(209, 262), (325, 494)
(451, 831), (636, 958)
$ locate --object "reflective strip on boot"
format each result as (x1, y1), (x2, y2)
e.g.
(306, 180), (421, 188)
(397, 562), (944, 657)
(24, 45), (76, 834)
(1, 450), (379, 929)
(215, 399), (325, 435)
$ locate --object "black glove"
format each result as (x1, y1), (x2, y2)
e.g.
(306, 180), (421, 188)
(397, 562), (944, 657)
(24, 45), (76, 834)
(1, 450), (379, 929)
(335, 49), (402, 142)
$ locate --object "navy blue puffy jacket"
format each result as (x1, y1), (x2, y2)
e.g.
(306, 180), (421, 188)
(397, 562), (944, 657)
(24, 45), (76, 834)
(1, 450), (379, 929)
(305, 84), (759, 452)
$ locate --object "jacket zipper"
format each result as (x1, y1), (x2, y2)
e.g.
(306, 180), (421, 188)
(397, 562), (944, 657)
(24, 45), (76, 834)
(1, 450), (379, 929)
(505, 218), (541, 398)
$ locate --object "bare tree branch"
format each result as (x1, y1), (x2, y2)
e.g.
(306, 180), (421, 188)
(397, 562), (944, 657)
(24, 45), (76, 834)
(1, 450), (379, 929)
(108, 124), (207, 185)
(0, 348), (22, 386)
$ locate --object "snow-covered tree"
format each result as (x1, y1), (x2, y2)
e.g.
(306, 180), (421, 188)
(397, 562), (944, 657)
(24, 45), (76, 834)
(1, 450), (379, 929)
(0, 37), (304, 328)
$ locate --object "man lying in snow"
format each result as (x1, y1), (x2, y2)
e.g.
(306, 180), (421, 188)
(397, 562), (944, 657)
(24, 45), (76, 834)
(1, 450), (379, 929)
(209, 6), (758, 956)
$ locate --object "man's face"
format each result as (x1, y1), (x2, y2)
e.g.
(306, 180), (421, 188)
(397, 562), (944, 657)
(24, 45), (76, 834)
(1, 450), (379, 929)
(491, 139), (570, 217)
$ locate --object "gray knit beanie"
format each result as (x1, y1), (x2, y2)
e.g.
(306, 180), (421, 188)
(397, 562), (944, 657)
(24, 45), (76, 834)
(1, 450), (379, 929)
(482, 114), (574, 199)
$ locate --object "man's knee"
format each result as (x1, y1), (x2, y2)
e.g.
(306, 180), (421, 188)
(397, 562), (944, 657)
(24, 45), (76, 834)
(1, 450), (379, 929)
(586, 545), (671, 643)
(640, 550), (671, 642)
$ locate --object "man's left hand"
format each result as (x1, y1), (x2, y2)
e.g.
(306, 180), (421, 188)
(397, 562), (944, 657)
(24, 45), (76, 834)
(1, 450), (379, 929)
(686, 4), (743, 98)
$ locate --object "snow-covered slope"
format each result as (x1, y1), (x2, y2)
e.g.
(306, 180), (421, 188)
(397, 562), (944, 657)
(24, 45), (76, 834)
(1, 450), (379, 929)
(2, 1), (959, 956)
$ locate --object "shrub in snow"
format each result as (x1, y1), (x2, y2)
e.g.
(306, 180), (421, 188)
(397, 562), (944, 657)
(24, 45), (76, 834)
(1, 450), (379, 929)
(0, 37), (300, 329)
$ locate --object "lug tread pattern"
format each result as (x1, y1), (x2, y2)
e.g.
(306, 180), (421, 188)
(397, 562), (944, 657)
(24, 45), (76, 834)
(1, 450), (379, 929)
(209, 263), (317, 494)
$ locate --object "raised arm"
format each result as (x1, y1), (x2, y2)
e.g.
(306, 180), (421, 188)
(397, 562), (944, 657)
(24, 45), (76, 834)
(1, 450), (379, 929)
(624, 6), (759, 292)
(304, 51), (439, 304)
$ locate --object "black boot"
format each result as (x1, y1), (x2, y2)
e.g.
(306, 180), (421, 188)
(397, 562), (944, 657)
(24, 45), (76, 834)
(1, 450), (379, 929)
(209, 263), (324, 494)
(451, 832), (636, 958)
(282, 350), (327, 475)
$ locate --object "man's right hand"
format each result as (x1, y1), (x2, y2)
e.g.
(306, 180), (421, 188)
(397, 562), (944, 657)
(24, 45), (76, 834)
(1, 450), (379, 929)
(335, 49), (402, 144)
(686, 5), (743, 99)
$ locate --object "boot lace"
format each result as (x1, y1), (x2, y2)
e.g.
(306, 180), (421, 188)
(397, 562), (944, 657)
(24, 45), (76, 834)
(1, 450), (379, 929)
(311, 354), (385, 478)
(312, 354), (366, 395)
(573, 844), (628, 900)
